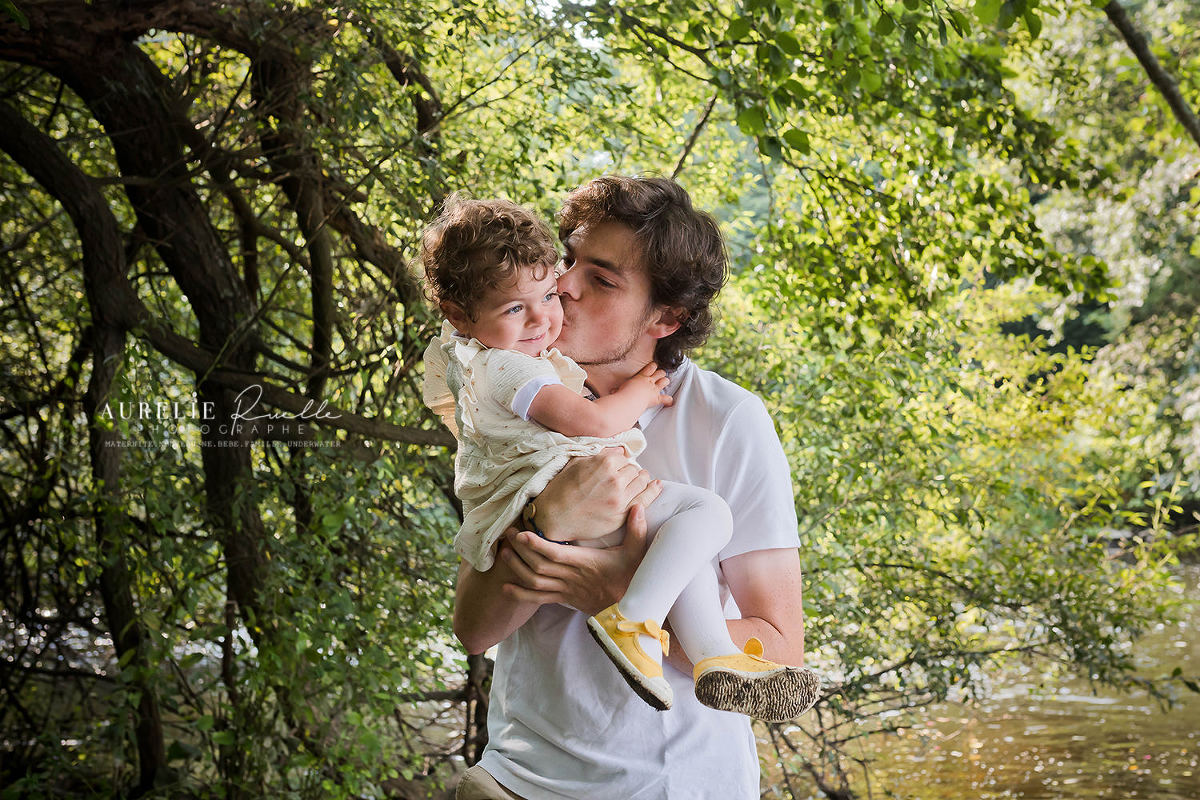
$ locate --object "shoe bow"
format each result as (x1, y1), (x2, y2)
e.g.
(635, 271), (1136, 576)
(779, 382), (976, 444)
(616, 617), (670, 657)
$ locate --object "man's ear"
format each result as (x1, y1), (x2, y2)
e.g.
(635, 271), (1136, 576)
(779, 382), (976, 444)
(441, 301), (472, 332)
(646, 306), (685, 340)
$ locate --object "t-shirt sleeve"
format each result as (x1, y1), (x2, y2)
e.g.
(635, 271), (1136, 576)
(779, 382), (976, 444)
(482, 349), (564, 421)
(714, 395), (801, 561)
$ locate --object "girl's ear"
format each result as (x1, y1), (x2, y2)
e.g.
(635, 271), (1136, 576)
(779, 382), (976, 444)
(646, 306), (685, 340)
(441, 301), (472, 332)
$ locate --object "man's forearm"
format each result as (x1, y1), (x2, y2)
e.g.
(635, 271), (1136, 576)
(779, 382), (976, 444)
(726, 616), (805, 666)
(665, 615), (806, 675)
(453, 544), (540, 654)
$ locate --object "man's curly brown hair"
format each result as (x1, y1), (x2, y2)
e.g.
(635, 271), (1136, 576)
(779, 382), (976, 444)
(421, 195), (559, 320)
(558, 176), (728, 369)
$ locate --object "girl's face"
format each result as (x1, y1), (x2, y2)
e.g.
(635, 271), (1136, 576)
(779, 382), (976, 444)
(446, 266), (563, 356)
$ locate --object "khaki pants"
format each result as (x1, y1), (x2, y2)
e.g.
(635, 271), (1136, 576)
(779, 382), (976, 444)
(455, 765), (529, 800)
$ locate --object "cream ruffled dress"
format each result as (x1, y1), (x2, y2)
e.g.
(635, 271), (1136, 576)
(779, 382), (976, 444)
(422, 322), (645, 571)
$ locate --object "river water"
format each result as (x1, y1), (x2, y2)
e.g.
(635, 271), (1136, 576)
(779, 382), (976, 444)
(821, 566), (1200, 800)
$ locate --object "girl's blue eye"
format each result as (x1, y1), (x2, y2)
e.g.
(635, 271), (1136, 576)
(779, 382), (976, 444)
(506, 305), (523, 315)
(544, 292), (558, 302)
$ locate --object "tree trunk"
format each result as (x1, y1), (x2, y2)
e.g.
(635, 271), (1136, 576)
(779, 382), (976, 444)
(0, 100), (167, 797)
(54, 38), (270, 633)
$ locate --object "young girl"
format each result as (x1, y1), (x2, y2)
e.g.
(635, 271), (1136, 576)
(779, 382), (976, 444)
(421, 195), (818, 721)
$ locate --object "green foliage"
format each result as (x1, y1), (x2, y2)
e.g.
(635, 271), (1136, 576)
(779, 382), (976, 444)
(703, 267), (1186, 788)
(1, 0), (1196, 797)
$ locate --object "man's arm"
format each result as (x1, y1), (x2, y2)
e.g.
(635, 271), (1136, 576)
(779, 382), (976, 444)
(452, 451), (661, 653)
(454, 538), (541, 655)
(499, 504), (651, 615)
(662, 547), (806, 674)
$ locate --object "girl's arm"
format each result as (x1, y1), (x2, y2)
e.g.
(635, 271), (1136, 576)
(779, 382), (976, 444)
(527, 362), (671, 438)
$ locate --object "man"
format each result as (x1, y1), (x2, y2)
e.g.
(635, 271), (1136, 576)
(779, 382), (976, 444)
(453, 176), (807, 799)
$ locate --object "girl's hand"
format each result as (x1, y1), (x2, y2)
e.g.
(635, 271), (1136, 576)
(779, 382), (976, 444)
(620, 361), (673, 411)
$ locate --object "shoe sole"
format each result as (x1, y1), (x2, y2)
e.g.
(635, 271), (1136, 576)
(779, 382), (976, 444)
(694, 665), (820, 722)
(586, 617), (672, 711)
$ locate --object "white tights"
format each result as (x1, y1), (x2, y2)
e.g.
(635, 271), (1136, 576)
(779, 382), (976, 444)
(614, 480), (740, 666)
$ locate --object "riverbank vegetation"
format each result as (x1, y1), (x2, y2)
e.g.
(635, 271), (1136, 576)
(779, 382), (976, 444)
(1, 0), (1197, 797)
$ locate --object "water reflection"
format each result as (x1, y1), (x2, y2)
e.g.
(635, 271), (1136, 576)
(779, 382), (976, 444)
(851, 566), (1200, 799)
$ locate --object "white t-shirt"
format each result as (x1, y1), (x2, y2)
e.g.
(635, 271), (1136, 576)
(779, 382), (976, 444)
(477, 358), (801, 799)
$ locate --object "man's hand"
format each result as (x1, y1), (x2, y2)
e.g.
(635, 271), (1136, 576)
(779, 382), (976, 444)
(501, 504), (652, 615)
(534, 448), (662, 542)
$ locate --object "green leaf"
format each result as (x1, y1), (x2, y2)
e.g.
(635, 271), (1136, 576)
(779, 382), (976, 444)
(736, 106), (768, 135)
(948, 9), (973, 35)
(775, 31), (802, 55)
(759, 135), (784, 160)
(874, 13), (896, 35)
(726, 17), (752, 41)
(1, 0), (28, 29)
(974, 0), (1001, 25)
(1024, 8), (1043, 38)
(321, 508), (347, 533)
(195, 715), (215, 731)
(997, 0), (1017, 28)
(782, 128), (811, 154)
(167, 740), (201, 761)
(212, 731), (236, 747)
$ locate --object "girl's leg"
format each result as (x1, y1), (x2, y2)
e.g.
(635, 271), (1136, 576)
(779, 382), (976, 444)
(615, 480), (732, 661)
(586, 479), (820, 719)
(618, 480), (730, 626)
(587, 480), (732, 710)
(664, 563), (740, 664)
(674, 567), (823, 722)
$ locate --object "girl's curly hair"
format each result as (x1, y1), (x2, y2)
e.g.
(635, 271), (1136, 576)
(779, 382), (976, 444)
(421, 194), (558, 319)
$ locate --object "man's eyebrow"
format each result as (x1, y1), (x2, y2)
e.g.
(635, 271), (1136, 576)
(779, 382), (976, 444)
(591, 256), (624, 274)
(564, 238), (625, 275)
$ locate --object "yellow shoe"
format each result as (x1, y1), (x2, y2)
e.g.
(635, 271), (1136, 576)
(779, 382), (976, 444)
(693, 638), (821, 722)
(586, 604), (673, 711)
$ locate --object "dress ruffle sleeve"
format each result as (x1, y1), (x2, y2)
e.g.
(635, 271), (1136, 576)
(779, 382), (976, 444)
(421, 321), (462, 438)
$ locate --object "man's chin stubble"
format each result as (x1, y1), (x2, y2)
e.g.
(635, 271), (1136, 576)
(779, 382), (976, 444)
(561, 310), (655, 368)
(561, 330), (641, 368)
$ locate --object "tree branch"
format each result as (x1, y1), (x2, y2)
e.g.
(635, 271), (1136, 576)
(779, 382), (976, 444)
(1103, 0), (1200, 151)
(672, 89), (719, 178)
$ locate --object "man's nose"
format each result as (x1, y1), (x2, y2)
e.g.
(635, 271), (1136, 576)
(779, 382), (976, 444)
(557, 267), (579, 299)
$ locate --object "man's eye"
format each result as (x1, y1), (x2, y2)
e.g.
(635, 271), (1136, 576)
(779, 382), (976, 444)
(595, 277), (616, 289)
